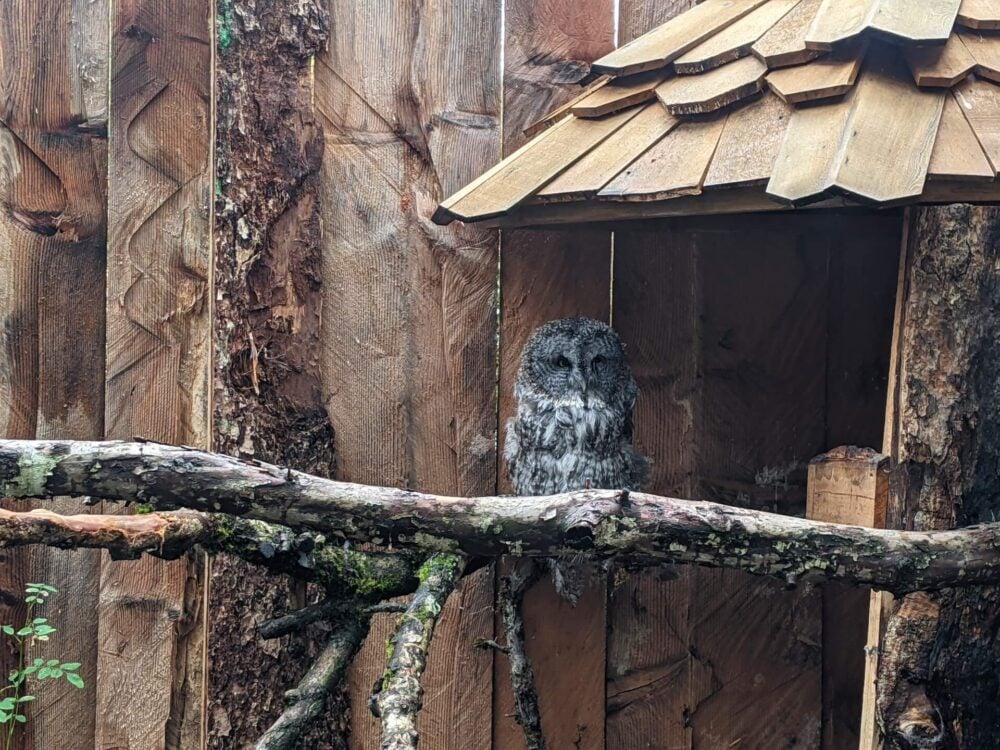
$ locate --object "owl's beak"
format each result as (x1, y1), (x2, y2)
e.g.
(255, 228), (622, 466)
(570, 369), (588, 395)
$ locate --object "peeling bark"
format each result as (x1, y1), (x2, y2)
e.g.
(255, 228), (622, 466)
(372, 554), (464, 750)
(500, 559), (546, 750)
(878, 205), (1000, 749)
(3, 440), (1000, 595)
(0, 507), (417, 597)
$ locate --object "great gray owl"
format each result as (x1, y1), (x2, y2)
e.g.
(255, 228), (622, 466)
(504, 317), (648, 601)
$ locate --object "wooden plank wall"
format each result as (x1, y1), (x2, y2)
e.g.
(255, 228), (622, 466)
(495, 2), (616, 748)
(315, 1), (501, 747)
(0, 1), (905, 749)
(0, 2), (109, 748)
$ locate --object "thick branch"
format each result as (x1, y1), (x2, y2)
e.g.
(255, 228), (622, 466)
(372, 554), (464, 750)
(0, 507), (417, 600)
(500, 559), (546, 750)
(254, 616), (368, 750)
(4, 440), (1000, 594)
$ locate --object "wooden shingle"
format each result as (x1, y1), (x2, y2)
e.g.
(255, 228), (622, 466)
(806, 0), (961, 50)
(958, 0), (1000, 30)
(928, 93), (995, 180)
(767, 40), (867, 103)
(673, 0), (803, 74)
(904, 34), (977, 87)
(752, 0), (825, 68)
(656, 56), (767, 114)
(592, 0), (771, 75)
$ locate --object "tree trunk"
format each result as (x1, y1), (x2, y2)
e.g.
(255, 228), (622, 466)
(878, 205), (1000, 749)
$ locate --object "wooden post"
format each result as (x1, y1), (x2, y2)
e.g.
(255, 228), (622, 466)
(874, 205), (1000, 748)
(807, 447), (889, 750)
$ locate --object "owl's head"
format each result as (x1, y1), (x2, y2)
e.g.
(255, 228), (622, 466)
(518, 317), (635, 406)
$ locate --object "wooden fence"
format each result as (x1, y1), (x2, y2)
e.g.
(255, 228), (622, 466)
(0, 0), (904, 747)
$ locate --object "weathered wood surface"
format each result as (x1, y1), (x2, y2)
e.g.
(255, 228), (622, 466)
(928, 94), (995, 181)
(315, 0), (501, 745)
(766, 40), (866, 104)
(751, 0), (824, 68)
(103, 0), (213, 746)
(497, 2), (614, 746)
(954, 76), (1000, 174)
(607, 211), (900, 748)
(903, 34), (976, 87)
(655, 55), (767, 114)
(210, 1), (341, 747)
(877, 205), (1000, 749)
(0, 1), (108, 747)
(703, 93), (793, 188)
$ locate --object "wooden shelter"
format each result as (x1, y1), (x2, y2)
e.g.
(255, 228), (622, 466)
(436, 0), (1000, 227)
(433, 1), (1000, 748)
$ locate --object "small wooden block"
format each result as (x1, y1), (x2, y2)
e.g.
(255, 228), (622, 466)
(904, 33), (977, 87)
(807, 446), (889, 527)
(752, 0), (825, 68)
(958, 0), (1000, 29)
(656, 55), (767, 115)
(523, 76), (611, 138)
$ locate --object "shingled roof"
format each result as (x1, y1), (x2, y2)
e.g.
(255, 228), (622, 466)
(434, 0), (1000, 228)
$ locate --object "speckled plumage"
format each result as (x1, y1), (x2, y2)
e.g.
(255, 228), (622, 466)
(505, 317), (648, 495)
(504, 318), (648, 600)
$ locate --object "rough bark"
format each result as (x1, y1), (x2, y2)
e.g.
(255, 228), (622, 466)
(499, 559), (546, 750)
(372, 554), (464, 750)
(254, 615), (369, 750)
(3, 440), (1000, 595)
(0, 508), (417, 598)
(877, 205), (1000, 749)
(212, 0), (336, 745)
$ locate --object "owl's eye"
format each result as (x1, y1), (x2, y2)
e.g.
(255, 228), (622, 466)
(555, 355), (571, 369)
(592, 355), (606, 368)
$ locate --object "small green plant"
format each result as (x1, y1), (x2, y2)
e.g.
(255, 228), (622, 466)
(1, 584), (84, 750)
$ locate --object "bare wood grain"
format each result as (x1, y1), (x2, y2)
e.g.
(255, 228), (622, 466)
(954, 74), (1000, 173)
(929, 93), (995, 180)
(537, 104), (678, 199)
(903, 33), (976, 87)
(102, 0), (212, 746)
(599, 115), (727, 200)
(594, 0), (770, 75)
(767, 40), (867, 103)
(496, 4), (614, 747)
(959, 29), (1000, 82)
(0, 2), (109, 747)
(316, 0), (501, 746)
(752, 0), (825, 68)
(571, 71), (668, 117)
(806, 0), (961, 50)
(704, 93), (793, 188)
(674, 0), (802, 73)
(656, 55), (767, 114)
(769, 49), (945, 205)
(959, 0), (1000, 29)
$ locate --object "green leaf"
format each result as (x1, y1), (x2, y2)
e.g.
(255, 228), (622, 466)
(31, 618), (46, 625)
(24, 596), (39, 604)
(0, 698), (15, 711)
(46, 660), (59, 667)
(37, 668), (52, 680)
(14, 714), (26, 723)
(15, 627), (32, 637)
(32, 659), (43, 667)
(0, 713), (10, 724)
(61, 663), (81, 672)
(66, 673), (85, 690)
(1, 626), (13, 636)
(16, 696), (34, 704)
(50, 669), (63, 679)
(34, 626), (56, 636)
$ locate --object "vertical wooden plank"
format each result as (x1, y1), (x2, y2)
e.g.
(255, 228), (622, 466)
(608, 225), (701, 750)
(208, 2), (343, 747)
(316, 0), (501, 747)
(0, 2), (109, 748)
(619, 0), (701, 49)
(495, 1), (614, 748)
(103, 0), (212, 746)
(822, 213), (901, 750)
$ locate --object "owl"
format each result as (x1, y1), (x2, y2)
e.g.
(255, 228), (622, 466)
(504, 317), (648, 601)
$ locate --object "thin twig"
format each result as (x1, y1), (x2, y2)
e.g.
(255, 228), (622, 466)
(259, 599), (411, 639)
(371, 554), (464, 750)
(501, 559), (546, 750)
